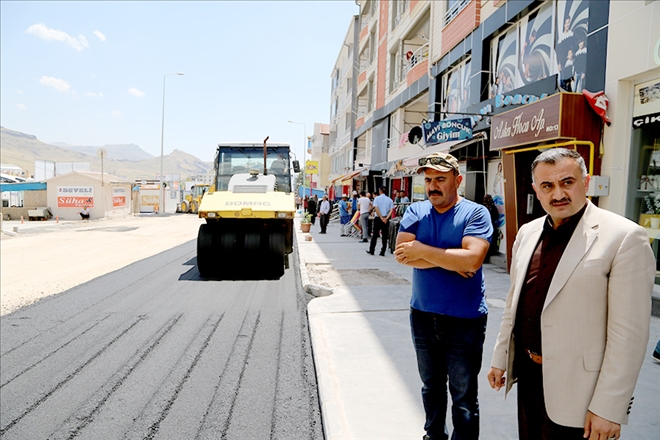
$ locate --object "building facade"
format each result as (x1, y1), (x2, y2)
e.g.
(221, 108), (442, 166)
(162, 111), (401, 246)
(325, 0), (660, 269)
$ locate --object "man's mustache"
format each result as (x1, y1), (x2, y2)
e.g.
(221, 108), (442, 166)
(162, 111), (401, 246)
(428, 190), (443, 197)
(550, 198), (570, 206)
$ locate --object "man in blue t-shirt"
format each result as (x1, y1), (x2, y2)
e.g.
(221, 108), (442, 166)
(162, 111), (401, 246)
(394, 152), (492, 440)
(338, 194), (351, 236)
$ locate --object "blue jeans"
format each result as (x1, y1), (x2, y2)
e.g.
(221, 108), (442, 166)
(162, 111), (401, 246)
(410, 308), (487, 440)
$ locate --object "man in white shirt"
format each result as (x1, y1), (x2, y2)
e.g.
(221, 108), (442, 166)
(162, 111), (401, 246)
(318, 195), (331, 234)
(367, 186), (394, 256)
(358, 191), (372, 242)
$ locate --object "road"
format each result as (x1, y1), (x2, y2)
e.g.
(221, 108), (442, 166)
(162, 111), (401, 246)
(0, 240), (322, 440)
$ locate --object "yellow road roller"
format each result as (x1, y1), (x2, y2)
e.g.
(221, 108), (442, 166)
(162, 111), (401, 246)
(196, 137), (300, 280)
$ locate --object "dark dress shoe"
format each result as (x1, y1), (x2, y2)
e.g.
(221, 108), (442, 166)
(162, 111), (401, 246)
(366, 250), (374, 255)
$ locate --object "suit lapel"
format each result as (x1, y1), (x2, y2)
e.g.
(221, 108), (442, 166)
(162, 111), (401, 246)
(544, 202), (599, 309)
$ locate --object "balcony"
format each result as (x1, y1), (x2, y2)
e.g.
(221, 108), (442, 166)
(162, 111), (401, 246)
(402, 43), (429, 84)
(443, 0), (470, 27)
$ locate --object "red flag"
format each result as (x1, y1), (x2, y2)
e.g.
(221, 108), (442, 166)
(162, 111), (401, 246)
(583, 89), (611, 126)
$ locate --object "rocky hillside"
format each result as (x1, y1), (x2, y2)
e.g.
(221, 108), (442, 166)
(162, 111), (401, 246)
(0, 127), (212, 182)
(50, 142), (155, 162)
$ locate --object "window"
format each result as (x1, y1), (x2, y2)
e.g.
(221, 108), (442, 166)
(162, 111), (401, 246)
(392, 0), (400, 29)
(367, 79), (374, 113)
(441, 58), (472, 117)
(369, 31), (376, 64)
(490, 1), (561, 97)
(389, 49), (401, 92)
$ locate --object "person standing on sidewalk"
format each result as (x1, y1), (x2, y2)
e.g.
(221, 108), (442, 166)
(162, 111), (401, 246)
(487, 148), (654, 440)
(307, 195), (317, 226)
(367, 186), (394, 256)
(338, 194), (351, 236)
(318, 195), (330, 234)
(393, 152), (492, 440)
(358, 191), (372, 243)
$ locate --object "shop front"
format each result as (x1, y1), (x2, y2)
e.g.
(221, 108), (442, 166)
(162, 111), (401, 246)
(489, 92), (604, 268)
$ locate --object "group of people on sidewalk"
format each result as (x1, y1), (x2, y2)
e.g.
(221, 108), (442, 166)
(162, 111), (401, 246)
(388, 149), (654, 440)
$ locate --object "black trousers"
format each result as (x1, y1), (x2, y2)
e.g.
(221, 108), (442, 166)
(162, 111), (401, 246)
(319, 213), (329, 233)
(369, 217), (389, 255)
(516, 352), (584, 440)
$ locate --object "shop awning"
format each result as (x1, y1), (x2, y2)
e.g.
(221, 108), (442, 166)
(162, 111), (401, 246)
(331, 167), (369, 185)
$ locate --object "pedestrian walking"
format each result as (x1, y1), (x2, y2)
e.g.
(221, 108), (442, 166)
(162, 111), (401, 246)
(487, 148), (654, 440)
(318, 195), (330, 234)
(394, 152), (493, 440)
(367, 186), (394, 256)
(358, 191), (372, 242)
(339, 194), (351, 236)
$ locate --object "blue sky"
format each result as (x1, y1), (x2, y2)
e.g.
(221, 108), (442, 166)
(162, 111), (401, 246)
(0, 1), (359, 163)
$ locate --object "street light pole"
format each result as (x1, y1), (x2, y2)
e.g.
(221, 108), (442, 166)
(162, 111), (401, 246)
(159, 72), (184, 214)
(287, 120), (307, 213)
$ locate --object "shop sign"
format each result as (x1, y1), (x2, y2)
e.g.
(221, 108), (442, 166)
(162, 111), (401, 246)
(57, 186), (94, 208)
(490, 94), (561, 150)
(306, 160), (318, 175)
(141, 195), (159, 206)
(423, 118), (473, 145)
(633, 111), (660, 128)
(112, 187), (127, 207)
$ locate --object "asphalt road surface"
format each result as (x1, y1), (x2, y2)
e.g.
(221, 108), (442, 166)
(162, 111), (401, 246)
(0, 240), (323, 440)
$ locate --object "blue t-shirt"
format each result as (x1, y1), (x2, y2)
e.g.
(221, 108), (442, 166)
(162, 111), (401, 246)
(398, 198), (493, 318)
(339, 199), (349, 217)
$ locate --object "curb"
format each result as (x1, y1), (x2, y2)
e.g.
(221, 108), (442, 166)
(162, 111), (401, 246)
(294, 218), (335, 299)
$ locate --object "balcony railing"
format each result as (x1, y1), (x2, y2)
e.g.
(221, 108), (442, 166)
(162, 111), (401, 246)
(402, 43), (429, 78)
(443, 0), (470, 28)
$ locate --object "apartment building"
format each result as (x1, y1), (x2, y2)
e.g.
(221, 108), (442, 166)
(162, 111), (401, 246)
(308, 123), (331, 193)
(327, 0), (660, 267)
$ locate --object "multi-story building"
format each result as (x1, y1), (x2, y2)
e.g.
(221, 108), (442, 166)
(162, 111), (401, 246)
(328, 0), (660, 269)
(328, 16), (362, 198)
(308, 123), (331, 193)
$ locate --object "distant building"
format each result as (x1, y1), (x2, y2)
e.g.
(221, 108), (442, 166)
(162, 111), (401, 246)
(1, 163), (24, 176)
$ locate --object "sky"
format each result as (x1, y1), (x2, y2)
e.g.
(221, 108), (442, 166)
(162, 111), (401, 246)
(0, 1), (359, 163)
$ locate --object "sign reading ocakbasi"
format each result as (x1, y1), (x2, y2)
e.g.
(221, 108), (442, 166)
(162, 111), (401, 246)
(57, 186), (94, 208)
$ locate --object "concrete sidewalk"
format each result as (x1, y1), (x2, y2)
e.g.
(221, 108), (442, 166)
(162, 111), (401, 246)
(295, 217), (660, 440)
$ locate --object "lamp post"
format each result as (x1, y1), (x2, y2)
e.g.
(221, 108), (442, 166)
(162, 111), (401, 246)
(287, 120), (307, 212)
(159, 72), (184, 213)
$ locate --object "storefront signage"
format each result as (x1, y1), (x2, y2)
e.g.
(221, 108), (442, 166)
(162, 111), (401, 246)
(57, 186), (94, 208)
(490, 94), (561, 150)
(633, 111), (660, 128)
(306, 160), (318, 175)
(112, 187), (127, 207)
(468, 75), (557, 131)
(423, 118), (473, 145)
(141, 195), (159, 206)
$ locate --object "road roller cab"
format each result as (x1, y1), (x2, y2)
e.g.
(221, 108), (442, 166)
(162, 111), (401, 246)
(196, 138), (298, 280)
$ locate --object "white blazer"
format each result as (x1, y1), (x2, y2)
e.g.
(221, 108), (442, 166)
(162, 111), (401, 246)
(491, 201), (654, 427)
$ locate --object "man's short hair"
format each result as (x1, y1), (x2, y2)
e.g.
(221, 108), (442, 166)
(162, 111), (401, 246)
(379, 186), (387, 193)
(531, 148), (588, 183)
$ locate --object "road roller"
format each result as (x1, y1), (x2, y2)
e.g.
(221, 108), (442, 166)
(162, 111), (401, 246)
(196, 137), (300, 280)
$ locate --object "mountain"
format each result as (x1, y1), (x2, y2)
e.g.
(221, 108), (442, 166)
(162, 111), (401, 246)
(50, 142), (155, 161)
(0, 127), (213, 182)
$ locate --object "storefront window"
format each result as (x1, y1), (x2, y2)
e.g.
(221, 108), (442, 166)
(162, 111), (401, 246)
(441, 58), (471, 117)
(556, 0), (589, 92)
(490, 0), (592, 97)
(627, 78), (660, 279)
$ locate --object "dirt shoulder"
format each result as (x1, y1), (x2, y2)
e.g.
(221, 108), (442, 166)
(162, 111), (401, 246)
(0, 214), (203, 316)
